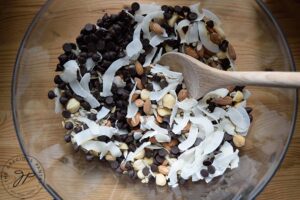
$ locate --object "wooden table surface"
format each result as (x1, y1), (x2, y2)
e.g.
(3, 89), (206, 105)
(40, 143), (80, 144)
(0, 0), (299, 199)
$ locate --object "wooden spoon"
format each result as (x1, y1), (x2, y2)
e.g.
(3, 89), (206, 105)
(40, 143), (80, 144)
(159, 52), (300, 99)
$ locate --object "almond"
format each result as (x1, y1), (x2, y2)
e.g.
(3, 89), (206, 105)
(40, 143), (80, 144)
(228, 43), (237, 60)
(128, 112), (141, 127)
(168, 14), (178, 27)
(140, 89), (150, 100)
(135, 99), (144, 107)
(163, 143), (171, 151)
(184, 46), (199, 59)
(143, 99), (152, 115)
(156, 114), (163, 123)
(158, 165), (169, 175)
(149, 22), (164, 35)
(169, 139), (179, 147)
(135, 61), (144, 75)
(134, 77), (144, 90)
(196, 47), (205, 58)
(178, 89), (188, 101)
(212, 96), (233, 106)
(227, 85), (235, 93)
(210, 32), (222, 44)
(131, 93), (139, 102)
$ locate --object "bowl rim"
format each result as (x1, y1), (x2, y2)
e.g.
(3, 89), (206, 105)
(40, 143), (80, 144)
(11, 0), (298, 199)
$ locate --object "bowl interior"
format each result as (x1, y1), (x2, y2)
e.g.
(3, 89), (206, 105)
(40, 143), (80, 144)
(12, 0), (297, 199)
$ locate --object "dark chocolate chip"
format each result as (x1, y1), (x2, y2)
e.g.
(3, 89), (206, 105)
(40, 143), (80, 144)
(155, 155), (165, 164)
(87, 113), (97, 121)
(48, 90), (56, 99)
(59, 96), (69, 105)
(64, 121), (74, 130)
(125, 162), (133, 170)
(219, 40), (229, 52)
(152, 74), (161, 82)
(96, 40), (106, 52)
(110, 161), (119, 169)
(203, 160), (212, 166)
(182, 6), (190, 13)
(224, 133), (233, 141)
(179, 178), (186, 185)
(54, 75), (63, 84)
(208, 165), (216, 174)
(145, 83), (153, 91)
(131, 2), (140, 12)
(105, 96), (114, 105)
(145, 150), (153, 158)
(62, 110), (71, 119)
(81, 101), (91, 111)
(92, 53), (101, 62)
(174, 6), (182, 14)
(84, 23), (96, 33)
(188, 12), (198, 21)
(55, 64), (64, 72)
(74, 126), (82, 133)
(171, 146), (180, 155)
(158, 149), (168, 157)
(150, 164), (158, 172)
(62, 43), (73, 53)
(200, 169), (209, 177)
(64, 134), (71, 143)
(206, 20), (214, 29)
(78, 56), (87, 65)
(103, 51), (117, 61)
(207, 102), (216, 112)
(161, 5), (169, 12)
(142, 167), (150, 176)
(159, 80), (168, 89)
(164, 12), (173, 20)
(58, 54), (68, 64)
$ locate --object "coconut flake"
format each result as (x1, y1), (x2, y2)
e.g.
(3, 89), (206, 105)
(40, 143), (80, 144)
(80, 73), (91, 92)
(143, 47), (157, 67)
(190, 116), (214, 136)
(189, 3), (205, 21)
(54, 88), (62, 113)
(96, 106), (110, 121)
(101, 57), (130, 97)
(177, 98), (198, 111)
(176, 19), (190, 44)
(198, 21), (219, 53)
(227, 107), (250, 133)
(172, 112), (190, 135)
(219, 118), (235, 135)
(60, 60), (79, 83)
(86, 58), (96, 71)
(113, 76), (126, 88)
(152, 81), (161, 91)
(203, 9), (221, 25)
(126, 83), (139, 118)
(126, 38), (143, 58)
(185, 23), (199, 44)
(178, 125), (199, 151)
(167, 159), (185, 186)
(80, 141), (121, 158)
(150, 82), (178, 101)
(69, 80), (100, 108)
(146, 118), (168, 135)
(152, 47), (163, 64)
(201, 131), (224, 155)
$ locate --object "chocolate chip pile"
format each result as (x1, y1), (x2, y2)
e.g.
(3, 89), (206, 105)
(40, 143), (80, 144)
(48, 2), (253, 187)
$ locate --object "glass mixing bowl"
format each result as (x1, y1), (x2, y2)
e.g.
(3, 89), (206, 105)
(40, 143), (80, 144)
(12, 0), (297, 199)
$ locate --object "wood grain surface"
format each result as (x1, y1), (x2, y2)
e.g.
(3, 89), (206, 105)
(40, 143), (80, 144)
(0, 0), (299, 199)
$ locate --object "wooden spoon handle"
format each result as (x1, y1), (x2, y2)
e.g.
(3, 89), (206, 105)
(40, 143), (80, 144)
(223, 71), (300, 87)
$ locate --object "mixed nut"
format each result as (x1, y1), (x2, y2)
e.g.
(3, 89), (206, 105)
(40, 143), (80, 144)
(48, 2), (253, 187)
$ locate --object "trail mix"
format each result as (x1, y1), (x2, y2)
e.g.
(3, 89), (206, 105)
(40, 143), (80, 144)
(48, 2), (253, 187)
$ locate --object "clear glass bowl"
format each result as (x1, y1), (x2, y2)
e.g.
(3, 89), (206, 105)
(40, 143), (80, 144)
(12, 0), (297, 199)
